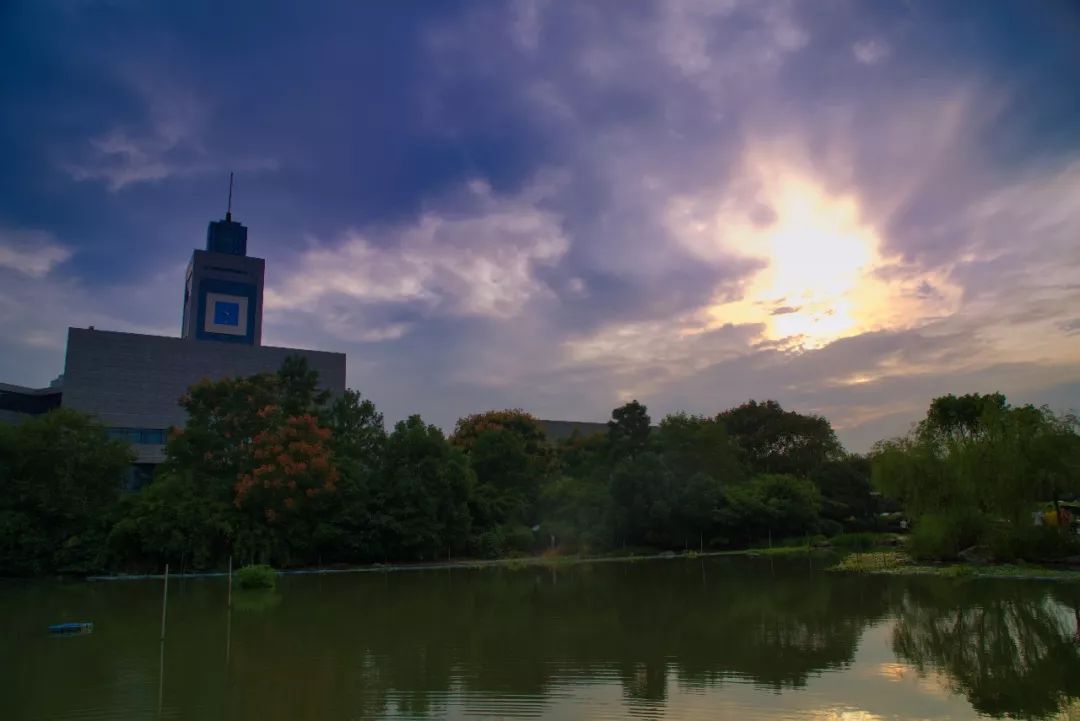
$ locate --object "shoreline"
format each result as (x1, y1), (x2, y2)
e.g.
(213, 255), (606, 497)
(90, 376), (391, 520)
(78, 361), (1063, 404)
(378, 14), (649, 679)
(18, 545), (1078, 584)
(828, 550), (1080, 582)
(83, 544), (825, 582)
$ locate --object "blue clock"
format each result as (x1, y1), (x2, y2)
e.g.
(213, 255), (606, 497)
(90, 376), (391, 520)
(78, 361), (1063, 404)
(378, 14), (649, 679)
(214, 300), (240, 327)
(204, 291), (249, 337)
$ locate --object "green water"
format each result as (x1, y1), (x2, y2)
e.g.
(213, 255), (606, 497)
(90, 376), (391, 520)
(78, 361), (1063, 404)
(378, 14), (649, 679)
(3, 556), (1080, 721)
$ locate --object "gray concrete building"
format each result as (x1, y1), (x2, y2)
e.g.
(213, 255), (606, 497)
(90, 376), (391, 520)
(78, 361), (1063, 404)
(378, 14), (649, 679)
(61, 327), (345, 465)
(2, 207), (346, 487)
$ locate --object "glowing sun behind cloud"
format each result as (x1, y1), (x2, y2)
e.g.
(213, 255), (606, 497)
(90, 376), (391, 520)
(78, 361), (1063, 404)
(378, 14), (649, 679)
(671, 150), (960, 350)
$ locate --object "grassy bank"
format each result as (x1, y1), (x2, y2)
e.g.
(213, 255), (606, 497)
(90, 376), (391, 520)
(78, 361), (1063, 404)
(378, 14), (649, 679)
(830, 550), (1080, 582)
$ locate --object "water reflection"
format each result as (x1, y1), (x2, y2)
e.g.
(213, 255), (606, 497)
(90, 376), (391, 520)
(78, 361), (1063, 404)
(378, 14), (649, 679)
(891, 580), (1080, 719)
(1, 558), (1078, 720)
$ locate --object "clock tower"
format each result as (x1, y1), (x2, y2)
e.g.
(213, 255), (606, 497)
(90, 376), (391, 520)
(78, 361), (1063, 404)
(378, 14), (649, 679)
(180, 208), (265, 346)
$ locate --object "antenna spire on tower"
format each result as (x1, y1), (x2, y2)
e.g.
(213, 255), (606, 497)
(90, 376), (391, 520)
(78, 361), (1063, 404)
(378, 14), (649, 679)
(226, 172), (234, 221)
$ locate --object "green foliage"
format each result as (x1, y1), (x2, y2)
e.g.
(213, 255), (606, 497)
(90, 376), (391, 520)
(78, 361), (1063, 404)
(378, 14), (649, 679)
(376, 415), (474, 560)
(874, 394), (1080, 562)
(451, 410), (551, 547)
(656, 413), (744, 484)
(609, 451), (674, 547)
(907, 511), (987, 561)
(810, 456), (879, 529)
(235, 564), (277, 589)
(717, 474), (821, 545)
(108, 471), (234, 570)
(987, 525), (1080, 563)
(12, 374), (1072, 576)
(607, 400), (651, 460)
(0, 409), (132, 575)
(718, 400), (841, 476)
(830, 532), (880, 551)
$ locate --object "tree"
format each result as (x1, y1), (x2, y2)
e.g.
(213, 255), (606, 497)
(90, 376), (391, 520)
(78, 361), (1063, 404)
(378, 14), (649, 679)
(718, 400), (841, 476)
(0, 409), (132, 575)
(452, 410), (553, 539)
(233, 413), (339, 563)
(608, 400), (651, 460)
(673, 472), (724, 550)
(873, 394), (1080, 560)
(108, 471), (234, 571)
(154, 356), (340, 565)
(317, 389), (386, 562)
(918, 392), (1007, 445)
(278, 355), (331, 417)
(716, 474), (821, 546)
(325, 389), (385, 471)
(609, 451), (673, 547)
(810, 455), (877, 530)
(377, 416), (473, 560)
(655, 412), (744, 485)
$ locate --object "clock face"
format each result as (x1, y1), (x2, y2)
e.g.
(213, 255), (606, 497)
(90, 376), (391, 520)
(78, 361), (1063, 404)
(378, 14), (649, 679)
(204, 292), (249, 336)
(214, 300), (240, 326)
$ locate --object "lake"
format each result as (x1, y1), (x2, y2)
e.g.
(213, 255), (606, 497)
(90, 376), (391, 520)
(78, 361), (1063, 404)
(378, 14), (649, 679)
(3, 555), (1079, 720)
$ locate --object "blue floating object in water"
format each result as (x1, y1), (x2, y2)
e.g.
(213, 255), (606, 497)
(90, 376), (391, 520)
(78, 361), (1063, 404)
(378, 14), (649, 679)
(49, 622), (93, 635)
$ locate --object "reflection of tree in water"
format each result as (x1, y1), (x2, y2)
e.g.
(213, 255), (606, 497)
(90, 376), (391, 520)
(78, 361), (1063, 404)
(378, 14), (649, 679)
(891, 579), (1080, 719)
(8, 559), (895, 720)
(215, 557), (892, 719)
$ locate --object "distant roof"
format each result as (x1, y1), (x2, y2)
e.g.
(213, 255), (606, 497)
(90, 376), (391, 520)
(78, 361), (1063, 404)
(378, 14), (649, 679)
(538, 419), (608, 442)
(0, 382), (61, 396)
(0, 382), (62, 418)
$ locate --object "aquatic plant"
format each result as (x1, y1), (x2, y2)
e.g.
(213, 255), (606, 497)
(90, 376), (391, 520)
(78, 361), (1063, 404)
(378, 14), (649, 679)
(236, 564), (277, 589)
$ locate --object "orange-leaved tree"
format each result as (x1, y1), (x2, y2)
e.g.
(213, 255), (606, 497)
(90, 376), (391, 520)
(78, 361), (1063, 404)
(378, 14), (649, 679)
(234, 412), (339, 560)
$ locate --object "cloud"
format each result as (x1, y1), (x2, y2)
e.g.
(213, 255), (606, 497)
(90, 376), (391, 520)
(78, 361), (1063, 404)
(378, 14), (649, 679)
(265, 174), (570, 340)
(1061, 319), (1080, 335)
(397, 0), (1080, 447)
(63, 78), (277, 191)
(852, 38), (890, 65)
(0, 257), (182, 385)
(0, 228), (72, 278)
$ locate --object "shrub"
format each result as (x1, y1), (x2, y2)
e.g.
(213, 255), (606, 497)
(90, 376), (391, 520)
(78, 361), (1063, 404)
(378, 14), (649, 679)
(818, 518), (844, 538)
(988, 525), (1080, 562)
(470, 530), (500, 559)
(502, 524), (536, 553)
(235, 564), (277, 589)
(908, 511), (987, 561)
(832, 532), (878, 552)
(469, 524), (537, 558)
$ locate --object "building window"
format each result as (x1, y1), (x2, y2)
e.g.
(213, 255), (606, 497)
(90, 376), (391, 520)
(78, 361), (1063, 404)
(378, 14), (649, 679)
(107, 427), (168, 445)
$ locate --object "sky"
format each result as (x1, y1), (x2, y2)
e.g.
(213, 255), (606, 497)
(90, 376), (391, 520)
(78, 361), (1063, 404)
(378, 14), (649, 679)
(2, 0), (1080, 452)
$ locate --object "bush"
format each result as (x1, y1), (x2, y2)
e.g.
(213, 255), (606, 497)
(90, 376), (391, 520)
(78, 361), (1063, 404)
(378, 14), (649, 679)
(818, 518), (844, 538)
(832, 532), (878, 551)
(235, 564), (277, 589)
(502, 524), (536, 553)
(908, 511), (987, 561)
(469, 524), (537, 558)
(470, 530), (503, 559)
(988, 525), (1080, 562)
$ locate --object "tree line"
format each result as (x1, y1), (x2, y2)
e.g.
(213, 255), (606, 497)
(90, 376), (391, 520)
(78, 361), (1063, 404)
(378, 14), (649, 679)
(1, 358), (1077, 575)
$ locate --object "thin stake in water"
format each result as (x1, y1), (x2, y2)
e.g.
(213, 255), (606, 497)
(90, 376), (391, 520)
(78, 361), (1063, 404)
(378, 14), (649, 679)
(160, 563), (169, 641)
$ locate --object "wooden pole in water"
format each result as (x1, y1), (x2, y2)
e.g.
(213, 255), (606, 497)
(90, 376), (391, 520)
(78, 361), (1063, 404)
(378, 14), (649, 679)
(157, 634), (165, 715)
(227, 556), (233, 609)
(160, 563), (169, 641)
